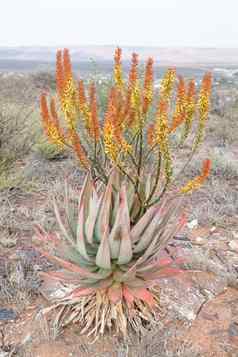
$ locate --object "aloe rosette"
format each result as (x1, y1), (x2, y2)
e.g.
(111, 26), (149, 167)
(37, 170), (186, 337)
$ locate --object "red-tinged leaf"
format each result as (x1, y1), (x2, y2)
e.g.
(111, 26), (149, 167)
(137, 257), (173, 274)
(140, 267), (184, 281)
(118, 185), (133, 265)
(122, 285), (135, 306)
(53, 197), (74, 245)
(37, 249), (103, 279)
(34, 225), (61, 244)
(78, 172), (92, 211)
(76, 203), (90, 260)
(85, 186), (100, 244)
(108, 284), (123, 304)
(96, 231), (111, 270)
(39, 271), (80, 284)
(67, 287), (94, 299)
(127, 287), (155, 307)
(131, 205), (158, 242)
(94, 176), (113, 241)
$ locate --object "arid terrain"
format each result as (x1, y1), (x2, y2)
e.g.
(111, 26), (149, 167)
(0, 51), (238, 356)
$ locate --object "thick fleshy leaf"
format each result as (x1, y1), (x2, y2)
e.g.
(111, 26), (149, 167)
(64, 181), (77, 238)
(108, 194), (121, 259)
(133, 208), (165, 253)
(85, 185), (100, 244)
(78, 172), (93, 212)
(131, 204), (159, 242)
(139, 267), (184, 281)
(96, 231), (111, 270)
(136, 257), (173, 273)
(94, 177), (113, 242)
(66, 287), (94, 299)
(38, 249), (105, 279)
(145, 174), (152, 201)
(117, 185), (133, 265)
(39, 270), (80, 284)
(53, 197), (75, 245)
(76, 203), (91, 260)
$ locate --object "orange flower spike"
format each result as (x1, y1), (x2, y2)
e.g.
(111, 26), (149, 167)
(69, 130), (90, 170)
(40, 93), (50, 133)
(155, 100), (173, 181)
(129, 53), (139, 87)
(180, 79), (196, 142)
(114, 47), (124, 89)
(160, 68), (176, 102)
(169, 76), (186, 133)
(50, 97), (65, 139)
(89, 82), (100, 142)
(78, 80), (92, 133)
(142, 57), (154, 114)
(63, 48), (73, 81)
(147, 123), (155, 147)
(193, 72), (212, 150)
(103, 88), (119, 162)
(78, 80), (87, 109)
(180, 159), (211, 193)
(40, 94), (64, 147)
(128, 53), (141, 130)
(56, 50), (64, 97)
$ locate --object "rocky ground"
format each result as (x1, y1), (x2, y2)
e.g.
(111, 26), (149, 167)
(0, 74), (238, 356)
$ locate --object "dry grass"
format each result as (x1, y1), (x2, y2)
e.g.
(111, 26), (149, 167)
(0, 259), (39, 311)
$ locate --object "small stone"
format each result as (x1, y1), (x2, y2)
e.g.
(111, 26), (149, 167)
(0, 351), (9, 357)
(0, 236), (17, 248)
(0, 308), (17, 321)
(232, 231), (238, 239)
(228, 240), (238, 252)
(193, 236), (206, 245)
(210, 226), (216, 233)
(187, 219), (198, 230)
(228, 322), (238, 337)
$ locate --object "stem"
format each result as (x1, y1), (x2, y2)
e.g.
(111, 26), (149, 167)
(145, 151), (162, 205)
(116, 163), (143, 206)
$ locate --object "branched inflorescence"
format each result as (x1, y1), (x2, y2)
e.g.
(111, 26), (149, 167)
(40, 47), (212, 217)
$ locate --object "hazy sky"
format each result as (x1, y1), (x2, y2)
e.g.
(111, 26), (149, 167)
(1, 0), (238, 47)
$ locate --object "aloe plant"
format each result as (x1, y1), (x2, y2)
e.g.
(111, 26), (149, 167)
(37, 170), (186, 337)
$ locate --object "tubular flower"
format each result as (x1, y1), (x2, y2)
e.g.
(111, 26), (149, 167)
(169, 76), (186, 133)
(129, 53), (139, 87)
(180, 159), (211, 193)
(40, 94), (65, 147)
(103, 88), (120, 162)
(181, 79), (196, 143)
(103, 88), (131, 162)
(155, 100), (173, 181)
(160, 68), (176, 102)
(56, 49), (78, 129)
(78, 80), (92, 133)
(63, 48), (73, 81)
(193, 72), (212, 150)
(89, 82), (100, 142)
(56, 50), (64, 97)
(114, 47), (124, 90)
(68, 129), (89, 169)
(142, 57), (154, 114)
(147, 123), (156, 147)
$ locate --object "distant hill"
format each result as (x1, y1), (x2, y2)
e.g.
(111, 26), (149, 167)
(0, 46), (238, 67)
